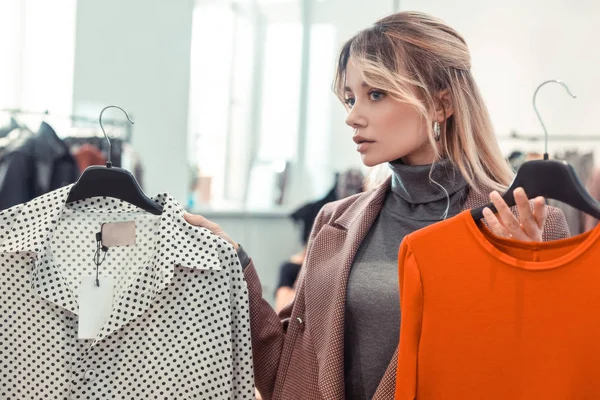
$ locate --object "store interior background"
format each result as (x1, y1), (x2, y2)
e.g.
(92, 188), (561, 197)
(1, 0), (599, 304)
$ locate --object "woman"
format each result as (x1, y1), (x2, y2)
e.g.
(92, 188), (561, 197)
(185, 11), (570, 400)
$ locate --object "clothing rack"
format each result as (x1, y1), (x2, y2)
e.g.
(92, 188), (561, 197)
(497, 130), (600, 142)
(0, 108), (133, 142)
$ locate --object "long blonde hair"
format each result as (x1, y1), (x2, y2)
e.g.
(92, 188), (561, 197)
(333, 11), (513, 192)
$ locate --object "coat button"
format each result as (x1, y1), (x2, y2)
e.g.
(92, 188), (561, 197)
(296, 316), (303, 324)
(84, 369), (97, 382)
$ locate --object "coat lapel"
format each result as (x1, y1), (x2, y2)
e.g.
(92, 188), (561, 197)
(305, 178), (390, 399)
(303, 178), (490, 399)
(462, 182), (492, 211)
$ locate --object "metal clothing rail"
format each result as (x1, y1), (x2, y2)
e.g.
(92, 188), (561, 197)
(497, 130), (600, 142)
(0, 108), (133, 142)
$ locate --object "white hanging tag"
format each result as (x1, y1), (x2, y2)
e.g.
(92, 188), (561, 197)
(78, 276), (114, 339)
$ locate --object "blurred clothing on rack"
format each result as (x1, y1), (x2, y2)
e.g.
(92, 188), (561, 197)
(0, 122), (79, 210)
(510, 148), (595, 235)
(507, 150), (527, 172)
(63, 136), (123, 168)
(121, 143), (144, 189)
(291, 168), (365, 244)
(72, 143), (106, 172)
(0, 110), (144, 210)
(548, 151), (594, 235)
(585, 167), (600, 232)
(275, 168), (365, 308)
(336, 168), (365, 199)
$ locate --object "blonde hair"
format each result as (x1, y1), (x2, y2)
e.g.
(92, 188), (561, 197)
(333, 11), (513, 192)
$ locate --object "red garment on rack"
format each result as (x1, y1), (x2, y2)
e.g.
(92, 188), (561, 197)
(73, 144), (106, 173)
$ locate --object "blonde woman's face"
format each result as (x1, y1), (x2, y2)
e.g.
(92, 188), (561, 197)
(343, 61), (435, 166)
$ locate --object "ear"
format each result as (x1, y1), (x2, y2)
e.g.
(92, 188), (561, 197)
(434, 89), (454, 122)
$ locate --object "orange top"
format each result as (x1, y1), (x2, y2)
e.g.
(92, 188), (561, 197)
(395, 210), (600, 400)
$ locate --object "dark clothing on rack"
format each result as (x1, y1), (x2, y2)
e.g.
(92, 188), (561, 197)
(0, 122), (79, 210)
(0, 118), (18, 138)
(276, 261), (302, 289)
(585, 166), (600, 231)
(290, 170), (365, 244)
(291, 186), (338, 244)
(549, 151), (594, 235)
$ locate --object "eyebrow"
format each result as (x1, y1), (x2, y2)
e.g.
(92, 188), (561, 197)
(344, 82), (370, 92)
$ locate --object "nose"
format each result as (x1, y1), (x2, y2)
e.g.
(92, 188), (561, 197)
(345, 106), (367, 129)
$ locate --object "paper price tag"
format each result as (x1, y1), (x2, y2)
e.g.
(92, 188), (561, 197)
(78, 276), (114, 339)
(101, 221), (136, 247)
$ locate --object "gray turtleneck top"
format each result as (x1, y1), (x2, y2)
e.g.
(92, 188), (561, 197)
(344, 159), (470, 400)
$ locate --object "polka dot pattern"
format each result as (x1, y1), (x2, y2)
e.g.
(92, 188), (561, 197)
(0, 185), (255, 399)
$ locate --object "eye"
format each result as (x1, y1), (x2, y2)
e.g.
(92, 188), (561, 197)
(369, 90), (386, 101)
(344, 97), (356, 107)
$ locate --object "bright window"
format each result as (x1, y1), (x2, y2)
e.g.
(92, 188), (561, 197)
(258, 23), (303, 161)
(189, 4), (236, 204)
(0, 0), (77, 129)
(188, 0), (338, 209)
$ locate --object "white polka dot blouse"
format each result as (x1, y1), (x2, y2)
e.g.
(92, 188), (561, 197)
(0, 185), (255, 399)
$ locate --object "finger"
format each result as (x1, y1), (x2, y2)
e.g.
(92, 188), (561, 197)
(483, 207), (511, 238)
(183, 212), (219, 231)
(532, 196), (548, 230)
(490, 191), (528, 240)
(513, 187), (538, 239)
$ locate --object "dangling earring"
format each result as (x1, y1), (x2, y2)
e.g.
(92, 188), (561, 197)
(433, 121), (441, 141)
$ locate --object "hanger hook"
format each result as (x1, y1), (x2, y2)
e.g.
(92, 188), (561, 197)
(99, 105), (134, 167)
(533, 80), (576, 159)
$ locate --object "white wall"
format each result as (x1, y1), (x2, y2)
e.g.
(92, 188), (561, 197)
(399, 0), (600, 154)
(72, 0), (195, 202)
(309, 0), (600, 173)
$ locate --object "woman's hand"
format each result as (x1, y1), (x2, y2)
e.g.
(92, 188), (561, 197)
(482, 187), (547, 242)
(183, 212), (239, 250)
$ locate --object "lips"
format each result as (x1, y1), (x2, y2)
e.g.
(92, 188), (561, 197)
(353, 134), (374, 153)
(353, 135), (375, 145)
(356, 142), (373, 153)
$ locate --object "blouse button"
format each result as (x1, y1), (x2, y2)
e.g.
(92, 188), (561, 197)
(84, 369), (97, 382)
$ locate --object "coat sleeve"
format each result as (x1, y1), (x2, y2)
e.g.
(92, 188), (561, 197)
(395, 238), (423, 400)
(542, 205), (571, 241)
(243, 206), (328, 399)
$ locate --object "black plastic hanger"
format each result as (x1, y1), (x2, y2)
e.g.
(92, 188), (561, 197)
(66, 105), (163, 215)
(471, 80), (600, 221)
